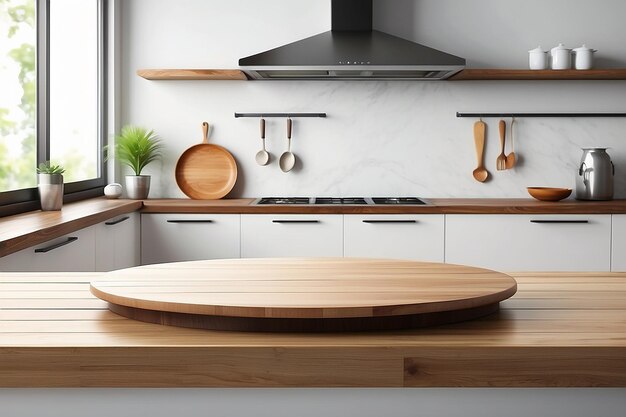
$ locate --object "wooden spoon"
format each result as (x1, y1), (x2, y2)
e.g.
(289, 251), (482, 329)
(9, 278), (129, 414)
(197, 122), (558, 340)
(473, 120), (489, 182)
(505, 117), (517, 169)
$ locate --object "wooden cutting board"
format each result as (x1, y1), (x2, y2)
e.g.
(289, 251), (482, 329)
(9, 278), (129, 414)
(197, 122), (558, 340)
(175, 122), (237, 199)
(91, 258), (517, 332)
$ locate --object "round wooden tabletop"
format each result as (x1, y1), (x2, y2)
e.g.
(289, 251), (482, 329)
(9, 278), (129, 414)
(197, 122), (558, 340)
(90, 258), (517, 332)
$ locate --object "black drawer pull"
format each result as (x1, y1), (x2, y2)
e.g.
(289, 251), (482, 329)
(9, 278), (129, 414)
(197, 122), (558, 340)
(34, 237), (78, 253)
(362, 220), (417, 224)
(167, 220), (214, 223)
(272, 220), (320, 224)
(105, 216), (130, 226)
(530, 220), (589, 224)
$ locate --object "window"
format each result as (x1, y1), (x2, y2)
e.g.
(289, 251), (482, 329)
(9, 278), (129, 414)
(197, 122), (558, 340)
(0, 0), (106, 215)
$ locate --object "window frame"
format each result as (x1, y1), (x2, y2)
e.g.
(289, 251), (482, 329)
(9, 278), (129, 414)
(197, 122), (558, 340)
(0, 0), (108, 217)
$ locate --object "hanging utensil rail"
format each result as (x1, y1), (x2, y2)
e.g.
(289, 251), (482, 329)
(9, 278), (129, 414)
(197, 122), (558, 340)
(235, 113), (326, 118)
(456, 112), (626, 118)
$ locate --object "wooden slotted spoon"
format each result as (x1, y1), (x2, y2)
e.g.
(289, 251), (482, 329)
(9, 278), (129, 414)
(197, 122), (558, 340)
(505, 117), (517, 169)
(473, 120), (489, 182)
(496, 120), (507, 171)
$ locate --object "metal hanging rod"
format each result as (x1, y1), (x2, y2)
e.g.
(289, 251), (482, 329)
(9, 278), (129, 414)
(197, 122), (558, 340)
(456, 112), (626, 118)
(235, 113), (327, 118)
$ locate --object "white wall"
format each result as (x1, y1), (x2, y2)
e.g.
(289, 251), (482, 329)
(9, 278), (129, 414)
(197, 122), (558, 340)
(121, 0), (626, 198)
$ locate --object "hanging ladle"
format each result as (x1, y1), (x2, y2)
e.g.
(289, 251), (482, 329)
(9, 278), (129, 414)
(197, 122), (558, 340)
(279, 118), (296, 172)
(255, 118), (270, 166)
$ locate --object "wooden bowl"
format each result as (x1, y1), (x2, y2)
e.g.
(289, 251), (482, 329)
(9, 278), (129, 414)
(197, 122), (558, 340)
(527, 187), (572, 202)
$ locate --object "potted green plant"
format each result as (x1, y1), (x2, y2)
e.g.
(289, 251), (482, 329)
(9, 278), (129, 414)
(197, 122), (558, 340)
(37, 161), (65, 211)
(107, 125), (163, 199)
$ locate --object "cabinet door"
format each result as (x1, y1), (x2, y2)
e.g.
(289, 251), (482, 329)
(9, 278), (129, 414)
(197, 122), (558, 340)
(95, 213), (140, 272)
(241, 214), (343, 258)
(445, 214), (611, 271)
(0, 226), (96, 272)
(344, 215), (444, 261)
(612, 215), (626, 271)
(141, 214), (240, 265)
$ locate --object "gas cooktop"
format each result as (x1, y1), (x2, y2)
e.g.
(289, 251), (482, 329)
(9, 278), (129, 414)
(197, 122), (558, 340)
(255, 197), (428, 205)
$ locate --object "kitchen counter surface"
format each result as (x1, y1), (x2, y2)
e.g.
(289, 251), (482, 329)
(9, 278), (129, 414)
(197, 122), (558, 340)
(0, 199), (142, 257)
(141, 198), (626, 214)
(2, 197), (626, 258)
(1, 271), (625, 387)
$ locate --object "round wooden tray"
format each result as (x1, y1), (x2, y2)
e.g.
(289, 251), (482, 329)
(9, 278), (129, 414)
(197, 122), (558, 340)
(90, 258), (517, 332)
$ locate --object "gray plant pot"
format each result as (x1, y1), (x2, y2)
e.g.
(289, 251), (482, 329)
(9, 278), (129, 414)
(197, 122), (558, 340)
(38, 173), (64, 211)
(125, 175), (151, 199)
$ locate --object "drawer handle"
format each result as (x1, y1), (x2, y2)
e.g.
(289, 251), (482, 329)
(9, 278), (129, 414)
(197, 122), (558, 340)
(272, 220), (320, 224)
(34, 237), (78, 253)
(530, 220), (589, 224)
(105, 216), (130, 226)
(362, 220), (418, 224)
(167, 220), (214, 223)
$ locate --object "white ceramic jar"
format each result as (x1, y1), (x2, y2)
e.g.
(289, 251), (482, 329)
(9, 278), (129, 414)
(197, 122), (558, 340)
(528, 46), (548, 70)
(573, 45), (597, 70)
(104, 183), (123, 199)
(550, 43), (572, 70)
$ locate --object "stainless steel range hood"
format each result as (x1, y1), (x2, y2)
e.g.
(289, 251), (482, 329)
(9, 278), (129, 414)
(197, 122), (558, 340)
(239, 0), (465, 81)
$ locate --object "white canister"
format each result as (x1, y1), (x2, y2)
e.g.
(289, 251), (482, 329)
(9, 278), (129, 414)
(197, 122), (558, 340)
(550, 43), (572, 70)
(573, 45), (597, 70)
(528, 46), (548, 70)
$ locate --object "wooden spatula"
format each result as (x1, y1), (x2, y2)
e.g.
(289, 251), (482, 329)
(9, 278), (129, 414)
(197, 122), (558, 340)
(473, 121), (489, 182)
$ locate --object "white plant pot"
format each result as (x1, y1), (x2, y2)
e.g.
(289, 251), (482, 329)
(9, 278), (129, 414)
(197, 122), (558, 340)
(38, 173), (64, 211)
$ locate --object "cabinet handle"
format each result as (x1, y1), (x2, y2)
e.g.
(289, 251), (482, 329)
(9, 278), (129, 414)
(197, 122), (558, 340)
(272, 220), (320, 224)
(530, 220), (589, 224)
(167, 220), (214, 223)
(105, 216), (130, 226)
(362, 220), (417, 224)
(34, 237), (78, 253)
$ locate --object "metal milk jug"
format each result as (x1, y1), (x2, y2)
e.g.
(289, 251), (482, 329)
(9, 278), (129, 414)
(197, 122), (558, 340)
(575, 148), (614, 200)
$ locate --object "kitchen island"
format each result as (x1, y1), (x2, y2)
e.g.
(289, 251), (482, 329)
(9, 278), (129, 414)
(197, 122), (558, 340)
(1, 270), (625, 417)
(1, 270), (624, 387)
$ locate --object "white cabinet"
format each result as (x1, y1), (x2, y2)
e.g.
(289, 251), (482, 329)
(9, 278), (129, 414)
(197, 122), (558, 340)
(612, 215), (626, 271)
(344, 215), (444, 262)
(0, 226), (96, 272)
(445, 214), (611, 271)
(95, 213), (140, 272)
(141, 214), (240, 264)
(241, 214), (343, 258)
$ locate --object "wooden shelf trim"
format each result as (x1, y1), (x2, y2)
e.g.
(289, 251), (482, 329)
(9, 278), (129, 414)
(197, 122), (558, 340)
(137, 69), (248, 80)
(449, 68), (626, 81)
(136, 68), (626, 81)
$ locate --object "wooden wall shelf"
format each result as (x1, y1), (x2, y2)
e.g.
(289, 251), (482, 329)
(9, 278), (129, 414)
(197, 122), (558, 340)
(137, 68), (626, 82)
(449, 69), (626, 81)
(137, 69), (248, 80)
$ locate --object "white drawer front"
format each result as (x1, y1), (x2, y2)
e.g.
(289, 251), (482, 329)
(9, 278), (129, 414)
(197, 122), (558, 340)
(0, 227), (96, 272)
(96, 213), (141, 272)
(241, 214), (343, 258)
(344, 215), (444, 262)
(612, 215), (626, 271)
(141, 214), (240, 265)
(445, 214), (611, 271)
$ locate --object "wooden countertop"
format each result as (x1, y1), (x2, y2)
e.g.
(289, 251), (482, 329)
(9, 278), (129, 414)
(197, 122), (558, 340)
(141, 198), (626, 214)
(1, 271), (625, 387)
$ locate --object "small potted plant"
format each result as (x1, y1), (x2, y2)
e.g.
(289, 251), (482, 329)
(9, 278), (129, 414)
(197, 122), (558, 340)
(107, 125), (163, 199)
(37, 161), (65, 211)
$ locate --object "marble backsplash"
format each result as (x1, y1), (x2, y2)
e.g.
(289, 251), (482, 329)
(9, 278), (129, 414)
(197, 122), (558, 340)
(122, 0), (626, 199)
